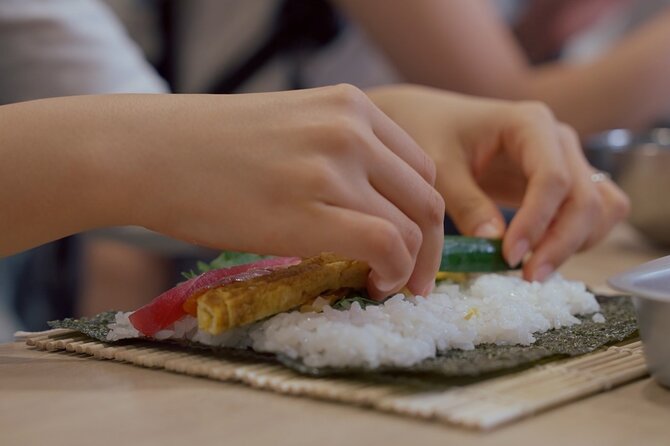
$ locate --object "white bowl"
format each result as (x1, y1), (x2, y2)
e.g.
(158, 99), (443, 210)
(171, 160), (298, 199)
(608, 255), (670, 387)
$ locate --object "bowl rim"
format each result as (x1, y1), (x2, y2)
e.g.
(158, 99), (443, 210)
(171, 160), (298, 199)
(608, 255), (670, 302)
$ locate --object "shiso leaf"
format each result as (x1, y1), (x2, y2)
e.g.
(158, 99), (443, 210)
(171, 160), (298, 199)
(181, 251), (268, 279)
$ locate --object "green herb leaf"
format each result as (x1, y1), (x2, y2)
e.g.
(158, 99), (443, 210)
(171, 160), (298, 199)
(331, 293), (381, 310)
(181, 251), (268, 279)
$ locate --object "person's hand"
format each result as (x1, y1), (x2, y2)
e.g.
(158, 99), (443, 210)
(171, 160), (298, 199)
(368, 84), (630, 281)
(103, 86), (444, 299)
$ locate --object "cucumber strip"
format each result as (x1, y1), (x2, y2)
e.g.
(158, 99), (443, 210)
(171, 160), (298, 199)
(440, 236), (514, 272)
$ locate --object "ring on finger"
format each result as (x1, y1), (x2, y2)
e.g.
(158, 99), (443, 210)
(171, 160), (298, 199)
(590, 171), (611, 184)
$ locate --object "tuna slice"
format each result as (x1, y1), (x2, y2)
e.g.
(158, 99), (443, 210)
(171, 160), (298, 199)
(129, 256), (301, 336)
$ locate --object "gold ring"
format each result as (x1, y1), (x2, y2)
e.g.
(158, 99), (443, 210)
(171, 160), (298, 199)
(590, 171), (611, 183)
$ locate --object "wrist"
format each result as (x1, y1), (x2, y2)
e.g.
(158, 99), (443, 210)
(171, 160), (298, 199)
(72, 95), (145, 231)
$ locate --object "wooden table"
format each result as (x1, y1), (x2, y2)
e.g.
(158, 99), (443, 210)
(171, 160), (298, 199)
(2, 224), (670, 446)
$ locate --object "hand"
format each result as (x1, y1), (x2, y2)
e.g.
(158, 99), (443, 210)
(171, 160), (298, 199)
(106, 86), (444, 298)
(368, 84), (630, 281)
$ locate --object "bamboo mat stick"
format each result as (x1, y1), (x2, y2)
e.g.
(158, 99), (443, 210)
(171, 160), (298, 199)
(24, 330), (648, 431)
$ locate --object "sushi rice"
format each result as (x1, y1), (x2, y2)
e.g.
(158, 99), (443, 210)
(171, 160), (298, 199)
(108, 273), (604, 369)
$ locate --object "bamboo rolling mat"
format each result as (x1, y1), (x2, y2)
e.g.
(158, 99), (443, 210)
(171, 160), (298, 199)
(22, 330), (648, 430)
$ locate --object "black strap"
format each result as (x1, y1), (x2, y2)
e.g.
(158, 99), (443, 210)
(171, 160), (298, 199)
(207, 0), (341, 93)
(155, 0), (179, 90)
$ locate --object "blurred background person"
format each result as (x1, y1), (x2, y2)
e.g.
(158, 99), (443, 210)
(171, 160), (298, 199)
(0, 0), (169, 341)
(4, 0), (661, 339)
(106, 0), (670, 137)
(332, 0), (670, 137)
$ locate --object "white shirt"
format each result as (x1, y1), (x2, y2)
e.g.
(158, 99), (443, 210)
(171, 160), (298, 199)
(0, 0), (167, 104)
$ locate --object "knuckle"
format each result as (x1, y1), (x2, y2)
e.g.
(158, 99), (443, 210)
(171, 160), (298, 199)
(302, 164), (342, 198)
(401, 222), (423, 257)
(367, 221), (404, 261)
(448, 199), (481, 230)
(614, 190), (631, 218)
(579, 189), (601, 211)
(518, 101), (555, 122)
(558, 124), (584, 154)
(446, 191), (493, 229)
(449, 193), (480, 216)
(558, 123), (579, 142)
(543, 167), (571, 192)
(421, 154), (438, 186)
(320, 116), (367, 154)
(330, 83), (369, 111)
(424, 189), (446, 226)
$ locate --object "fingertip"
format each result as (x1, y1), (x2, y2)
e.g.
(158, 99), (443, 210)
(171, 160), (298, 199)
(367, 287), (388, 302)
(522, 247), (556, 282)
(505, 238), (529, 268)
(530, 263), (554, 282)
(367, 271), (400, 301)
(404, 275), (434, 297)
(420, 281), (435, 297)
(473, 219), (504, 239)
(366, 280), (388, 301)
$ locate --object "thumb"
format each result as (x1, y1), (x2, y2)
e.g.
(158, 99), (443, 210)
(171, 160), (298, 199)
(437, 166), (506, 239)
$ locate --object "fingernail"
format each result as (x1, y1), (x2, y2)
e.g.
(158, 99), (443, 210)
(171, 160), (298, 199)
(474, 221), (501, 239)
(375, 280), (398, 295)
(533, 264), (554, 282)
(369, 272), (399, 299)
(420, 282), (435, 297)
(508, 239), (529, 267)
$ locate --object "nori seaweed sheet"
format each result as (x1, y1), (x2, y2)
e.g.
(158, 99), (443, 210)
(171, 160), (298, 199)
(276, 295), (638, 377)
(49, 311), (116, 341)
(48, 295), (638, 380)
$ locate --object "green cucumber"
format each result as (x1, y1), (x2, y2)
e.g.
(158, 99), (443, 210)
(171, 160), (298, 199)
(440, 236), (514, 272)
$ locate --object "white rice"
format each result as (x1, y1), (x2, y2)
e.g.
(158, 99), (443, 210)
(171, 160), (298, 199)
(591, 312), (606, 323)
(107, 273), (602, 368)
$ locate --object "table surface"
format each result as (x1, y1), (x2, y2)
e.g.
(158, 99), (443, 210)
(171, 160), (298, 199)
(2, 224), (670, 446)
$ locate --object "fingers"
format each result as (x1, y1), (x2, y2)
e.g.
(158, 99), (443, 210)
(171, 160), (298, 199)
(515, 124), (630, 280)
(359, 95), (445, 296)
(582, 176), (630, 248)
(434, 147), (506, 239)
(364, 146), (445, 297)
(368, 98), (438, 186)
(281, 203), (416, 300)
(500, 105), (573, 268)
(522, 125), (591, 279)
(522, 194), (595, 281)
(330, 174), (426, 298)
(276, 85), (445, 299)
(524, 179), (623, 282)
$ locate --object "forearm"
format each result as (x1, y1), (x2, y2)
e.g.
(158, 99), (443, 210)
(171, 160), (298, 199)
(338, 0), (670, 136)
(334, 0), (529, 98)
(0, 86), (447, 297)
(0, 96), (137, 256)
(526, 9), (670, 135)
